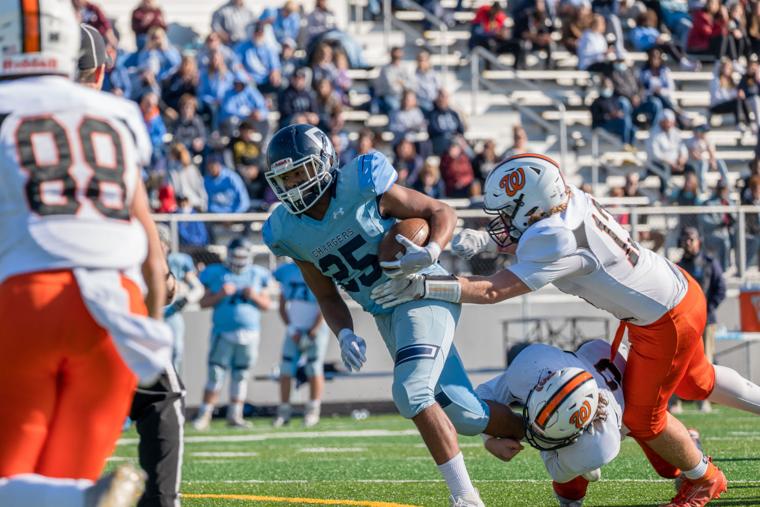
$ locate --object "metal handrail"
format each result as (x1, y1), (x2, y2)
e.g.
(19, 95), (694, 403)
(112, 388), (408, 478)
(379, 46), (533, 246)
(384, 0), (450, 82)
(153, 204), (760, 281)
(469, 46), (568, 171)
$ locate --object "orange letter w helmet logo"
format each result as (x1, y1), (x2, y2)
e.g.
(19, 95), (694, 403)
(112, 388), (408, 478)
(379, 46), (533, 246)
(569, 400), (593, 429)
(499, 167), (526, 197)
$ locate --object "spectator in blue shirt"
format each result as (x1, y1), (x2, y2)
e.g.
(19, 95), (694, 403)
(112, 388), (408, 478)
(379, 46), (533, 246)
(197, 31), (240, 73)
(199, 51), (235, 128)
(102, 47), (132, 98)
(219, 72), (269, 136)
(176, 195), (210, 247)
(204, 153), (251, 213)
(136, 27), (181, 82)
(274, 1), (301, 45)
(235, 22), (282, 94)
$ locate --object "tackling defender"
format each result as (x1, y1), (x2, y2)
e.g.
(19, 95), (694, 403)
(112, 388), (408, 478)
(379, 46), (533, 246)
(372, 153), (760, 506)
(477, 339), (628, 507)
(262, 123), (524, 506)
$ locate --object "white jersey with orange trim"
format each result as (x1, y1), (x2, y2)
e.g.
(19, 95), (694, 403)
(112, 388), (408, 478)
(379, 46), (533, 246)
(508, 186), (687, 326)
(0, 76), (151, 283)
(476, 340), (628, 483)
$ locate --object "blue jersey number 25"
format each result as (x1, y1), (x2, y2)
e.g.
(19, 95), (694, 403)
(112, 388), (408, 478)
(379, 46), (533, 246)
(318, 235), (382, 292)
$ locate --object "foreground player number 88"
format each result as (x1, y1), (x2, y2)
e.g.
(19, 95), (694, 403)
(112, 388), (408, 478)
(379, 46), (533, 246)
(17, 116), (128, 220)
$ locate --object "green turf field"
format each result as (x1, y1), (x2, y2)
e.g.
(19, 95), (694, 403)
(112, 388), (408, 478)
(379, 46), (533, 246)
(112, 405), (760, 506)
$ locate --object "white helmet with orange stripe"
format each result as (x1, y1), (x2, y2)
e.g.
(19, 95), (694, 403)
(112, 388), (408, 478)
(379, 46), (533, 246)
(482, 153), (568, 247)
(524, 367), (600, 451)
(0, 0), (80, 78)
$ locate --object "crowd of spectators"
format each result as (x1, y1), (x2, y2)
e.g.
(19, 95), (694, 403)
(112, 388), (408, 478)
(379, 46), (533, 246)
(77, 0), (760, 272)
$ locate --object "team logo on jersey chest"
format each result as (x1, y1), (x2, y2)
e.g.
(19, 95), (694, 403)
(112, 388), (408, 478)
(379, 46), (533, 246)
(499, 167), (526, 197)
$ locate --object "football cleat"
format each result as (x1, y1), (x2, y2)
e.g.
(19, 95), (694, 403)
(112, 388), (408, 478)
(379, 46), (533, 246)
(304, 401), (321, 428)
(227, 416), (253, 429)
(84, 464), (145, 507)
(192, 412), (212, 431)
(273, 404), (292, 428)
(449, 490), (485, 507)
(665, 458), (727, 507)
(555, 494), (584, 507)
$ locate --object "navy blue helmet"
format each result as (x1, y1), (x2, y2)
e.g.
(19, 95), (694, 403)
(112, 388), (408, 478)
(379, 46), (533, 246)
(265, 124), (337, 214)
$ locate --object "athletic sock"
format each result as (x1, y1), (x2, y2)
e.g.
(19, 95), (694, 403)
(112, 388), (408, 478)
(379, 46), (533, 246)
(197, 403), (213, 419)
(229, 402), (244, 421)
(683, 454), (709, 480)
(306, 400), (321, 414)
(437, 452), (476, 497)
(708, 365), (760, 415)
(277, 403), (292, 418)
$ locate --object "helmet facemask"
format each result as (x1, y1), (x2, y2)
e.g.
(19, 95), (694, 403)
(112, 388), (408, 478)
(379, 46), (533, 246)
(227, 245), (252, 274)
(522, 388), (586, 451)
(485, 193), (527, 248)
(522, 369), (599, 451)
(266, 154), (334, 214)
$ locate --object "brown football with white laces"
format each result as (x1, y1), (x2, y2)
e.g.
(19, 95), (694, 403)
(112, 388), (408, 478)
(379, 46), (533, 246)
(378, 218), (430, 264)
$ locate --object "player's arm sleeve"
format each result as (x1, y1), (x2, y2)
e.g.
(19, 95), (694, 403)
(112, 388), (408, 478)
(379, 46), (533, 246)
(357, 151), (398, 198)
(508, 227), (593, 291)
(262, 219), (301, 260)
(541, 425), (621, 484)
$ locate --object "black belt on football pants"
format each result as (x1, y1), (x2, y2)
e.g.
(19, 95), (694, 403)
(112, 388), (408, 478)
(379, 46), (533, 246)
(130, 365), (185, 507)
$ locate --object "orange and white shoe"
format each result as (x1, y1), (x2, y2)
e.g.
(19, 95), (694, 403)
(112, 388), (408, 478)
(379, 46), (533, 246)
(664, 458), (727, 507)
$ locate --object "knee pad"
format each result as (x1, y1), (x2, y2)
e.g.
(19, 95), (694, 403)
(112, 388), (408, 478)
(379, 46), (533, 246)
(229, 370), (249, 400)
(623, 408), (667, 441)
(304, 357), (324, 378)
(280, 355), (297, 378)
(206, 363), (226, 393)
(392, 376), (435, 419)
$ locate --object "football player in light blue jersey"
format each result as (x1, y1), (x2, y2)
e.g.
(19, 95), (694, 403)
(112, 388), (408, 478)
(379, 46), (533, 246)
(156, 225), (204, 373)
(193, 237), (272, 430)
(262, 124), (524, 506)
(272, 260), (329, 428)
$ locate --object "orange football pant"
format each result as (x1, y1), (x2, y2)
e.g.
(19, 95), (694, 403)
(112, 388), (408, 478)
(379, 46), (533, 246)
(0, 270), (140, 480)
(621, 269), (715, 441)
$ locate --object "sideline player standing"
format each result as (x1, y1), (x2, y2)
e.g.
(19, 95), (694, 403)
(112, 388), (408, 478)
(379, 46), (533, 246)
(262, 123), (525, 506)
(273, 259), (329, 428)
(193, 238), (272, 430)
(0, 1), (172, 505)
(373, 153), (760, 506)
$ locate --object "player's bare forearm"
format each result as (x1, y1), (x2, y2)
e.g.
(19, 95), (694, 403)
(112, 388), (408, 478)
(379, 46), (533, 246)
(379, 184), (457, 248)
(458, 269), (532, 304)
(484, 400), (526, 439)
(317, 293), (353, 336)
(248, 290), (271, 310)
(132, 181), (166, 319)
(199, 289), (224, 308)
(278, 293), (290, 326)
(295, 259), (354, 335)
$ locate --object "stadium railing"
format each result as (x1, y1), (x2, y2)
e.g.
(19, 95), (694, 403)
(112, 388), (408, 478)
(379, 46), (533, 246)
(469, 45), (569, 171)
(153, 204), (760, 280)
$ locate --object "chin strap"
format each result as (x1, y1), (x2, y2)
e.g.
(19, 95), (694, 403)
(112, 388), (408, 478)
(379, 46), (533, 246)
(423, 275), (462, 304)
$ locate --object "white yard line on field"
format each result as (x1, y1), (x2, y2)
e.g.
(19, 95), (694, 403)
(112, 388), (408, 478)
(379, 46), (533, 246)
(298, 447), (367, 453)
(118, 429), (420, 446)
(184, 478), (760, 485)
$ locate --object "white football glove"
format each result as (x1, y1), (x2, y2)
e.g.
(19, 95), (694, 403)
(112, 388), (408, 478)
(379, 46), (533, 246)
(379, 235), (441, 278)
(370, 274), (426, 308)
(338, 329), (367, 372)
(451, 229), (497, 260)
